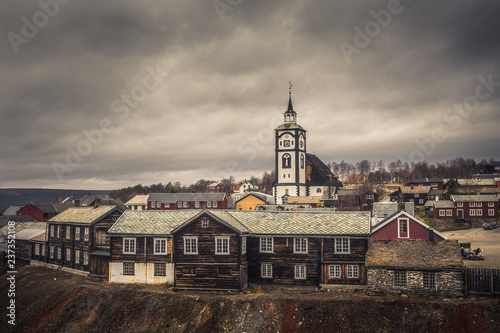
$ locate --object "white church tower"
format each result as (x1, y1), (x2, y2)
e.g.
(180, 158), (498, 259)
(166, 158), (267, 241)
(273, 83), (307, 204)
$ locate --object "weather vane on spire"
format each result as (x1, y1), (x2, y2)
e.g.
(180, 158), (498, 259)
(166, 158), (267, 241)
(289, 81), (293, 95)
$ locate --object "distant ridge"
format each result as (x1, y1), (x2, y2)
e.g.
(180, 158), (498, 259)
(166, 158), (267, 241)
(0, 188), (112, 212)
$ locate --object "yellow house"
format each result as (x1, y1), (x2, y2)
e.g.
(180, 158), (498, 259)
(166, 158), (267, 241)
(235, 193), (267, 211)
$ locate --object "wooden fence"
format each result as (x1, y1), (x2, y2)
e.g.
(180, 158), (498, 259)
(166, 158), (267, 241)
(465, 268), (500, 298)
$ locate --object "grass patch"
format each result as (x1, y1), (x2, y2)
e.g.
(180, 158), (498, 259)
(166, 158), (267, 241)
(415, 211), (435, 229)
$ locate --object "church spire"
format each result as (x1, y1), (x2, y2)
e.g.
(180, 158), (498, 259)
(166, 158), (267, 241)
(284, 81), (296, 124)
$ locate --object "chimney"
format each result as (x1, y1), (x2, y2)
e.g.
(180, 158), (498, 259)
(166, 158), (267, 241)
(428, 227), (434, 242)
(59, 194), (62, 204)
(94, 197), (101, 207)
(373, 214), (378, 226)
(74, 199), (80, 207)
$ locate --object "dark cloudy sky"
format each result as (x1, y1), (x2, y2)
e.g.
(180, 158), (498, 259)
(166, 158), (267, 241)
(1, 0), (499, 190)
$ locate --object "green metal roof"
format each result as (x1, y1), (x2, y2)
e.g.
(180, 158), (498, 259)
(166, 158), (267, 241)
(275, 123), (306, 131)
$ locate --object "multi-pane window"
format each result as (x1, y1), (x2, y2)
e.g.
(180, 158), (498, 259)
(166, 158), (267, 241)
(423, 272), (436, 289)
(489, 202), (495, 207)
(57, 247), (62, 260)
(123, 262), (134, 275)
(75, 227), (80, 240)
(394, 271), (407, 287)
(295, 265), (306, 279)
(470, 202), (476, 207)
(177, 202), (182, 208)
(123, 238), (136, 254)
(439, 210), (445, 217)
(489, 209), (495, 216)
(42, 244), (46, 257)
(207, 201), (212, 208)
(260, 237), (273, 253)
(66, 226), (71, 239)
(84, 228), (89, 241)
(470, 209), (476, 216)
(50, 225), (54, 237)
(399, 219), (408, 234)
(183, 202), (188, 208)
(50, 246), (54, 258)
(293, 238), (308, 254)
(57, 225), (61, 238)
(476, 209), (482, 216)
(215, 236), (230, 255)
(75, 250), (80, 264)
(151, 202), (156, 208)
(213, 201), (217, 208)
(261, 263), (272, 278)
(195, 201), (200, 208)
(154, 238), (167, 254)
(202, 219), (209, 228)
(329, 265), (341, 278)
(446, 210), (452, 216)
(154, 263), (166, 276)
(66, 248), (71, 261)
(83, 251), (89, 265)
(457, 202), (463, 207)
(335, 238), (350, 253)
(34, 244), (40, 256)
(184, 237), (198, 254)
(242, 237), (246, 254)
(477, 202), (482, 207)
(347, 265), (359, 279)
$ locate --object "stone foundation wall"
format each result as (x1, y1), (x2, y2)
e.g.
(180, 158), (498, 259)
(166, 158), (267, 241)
(367, 268), (464, 297)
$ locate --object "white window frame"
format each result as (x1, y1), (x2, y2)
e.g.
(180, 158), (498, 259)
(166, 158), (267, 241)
(294, 264), (306, 280)
(470, 209), (476, 216)
(184, 236), (198, 255)
(83, 251), (89, 265)
(34, 244), (40, 256)
(398, 218), (409, 238)
(195, 201), (200, 208)
(329, 265), (341, 279)
(477, 202), (482, 207)
(293, 238), (308, 254)
(42, 244), (46, 257)
(242, 237), (246, 254)
(50, 246), (54, 258)
(347, 265), (359, 279)
(334, 237), (350, 254)
(75, 250), (80, 264)
(215, 236), (230, 255)
(260, 237), (274, 253)
(213, 201), (218, 208)
(123, 238), (136, 254)
(66, 225), (71, 239)
(415, 193), (419, 198)
(261, 263), (272, 278)
(439, 210), (445, 217)
(446, 210), (452, 216)
(207, 201), (212, 208)
(202, 219), (209, 228)
(154, 238), (168, 255)
(489, 209), (495, 216)
(177, 202), (182, 208)
(457, 202), (463, 207)
(183, 202), (188, 208)
(50, 225), (54, 237)
(57, 247), (61, 260)
(488, 202), (494, 207)
(66, 248), (71, 261)
(84, 227), (89, 241)
(75, 227), (80, 241)
(151, 201), (156, 208)
(470, 202), (476, 207)
(419, 199), (424, 204)
(476, 209), (482, 216)
(57, 225), (61, 238)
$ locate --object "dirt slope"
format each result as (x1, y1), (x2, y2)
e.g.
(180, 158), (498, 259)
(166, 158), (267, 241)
(1, 264), (499, 333)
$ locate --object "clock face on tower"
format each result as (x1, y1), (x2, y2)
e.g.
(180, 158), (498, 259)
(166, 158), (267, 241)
(284, 140), (290, 147)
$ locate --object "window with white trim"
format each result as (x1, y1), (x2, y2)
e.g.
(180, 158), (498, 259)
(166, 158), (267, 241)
(195, 201), (200, 208)
(151, 201), (156, 208)
(50, 225), (54, 237)
(84, 227), (89, 241)
(123, 238), (136, 254)
(75, 227), (80, 240)
(260, 237), (273, 253)
(177, 202), (182, 208)
(215, 236), (230, 255)
(329, 265), (341, 278)
(489, 209), (495, 216)
(470, 202), (476, 207)
(183, 202), (188, 208)
(489, 202), (495, 207)
(423, 272), (436, 289)
(446, 210), (452, 216)
(213, 201), (218, 208)
(293, 238), (308, 254)
(477, 202), (482, 207)
(347, 265), (359, 279)
(394, 270), (407, 287)
(419, 199), (424, 204)
(35, 244), (40, 256)
(470, 209), (476, 216)
(207, 201), (212, 208)
(75, 250), (80, 264)
(57, 225), (61, 238)
(184, 236), (198, 254)
(42, 244), (46, 256)
(202, 219), (209, 228)
(295, 265), (306, 279)
(476, 209), (482, 216)
(334, 237), (350, 253)
(50, 246), (54, 258)
(57, 247), (61, 260)
(83, 251), (89, 265)
(242, 237), (246, 254)
(457, 202), (463, 207)
(123, 262), (134, 275)
(261, 263), (272, 278)
(439, 210), (445, 217)
(154, 238), (167, 254)
(66, 226), (71, 239)
(414, 193), (419, 198)
(66, 248), (71, 261)
(154, 263), (166, 276)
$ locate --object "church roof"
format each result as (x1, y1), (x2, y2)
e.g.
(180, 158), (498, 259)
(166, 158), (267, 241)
(275, 123), (306, 130)
(306, 153), (342, 186)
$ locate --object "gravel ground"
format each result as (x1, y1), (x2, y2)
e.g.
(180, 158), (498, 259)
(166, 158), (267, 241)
(442, 227), (500, 268)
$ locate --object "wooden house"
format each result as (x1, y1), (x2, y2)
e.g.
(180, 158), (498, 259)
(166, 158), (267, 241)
(366, 240), (464, 296)
(371, 211), (447, 241)
(206, 182), (225, 193)
(407, 178), (444, 190)
(235, 193), (267, 211)
(397, 186), (431, 206)
(124, 194), (149, 210)
(46, 205), (124, 276)
(147, 193), (228, 210)
(359, 191), (379, 211)
(450, 195), (498, 221)
(17, 203), (58, 222)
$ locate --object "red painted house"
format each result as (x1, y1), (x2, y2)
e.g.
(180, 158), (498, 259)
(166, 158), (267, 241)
(17, 203), (59, 222)
(431, 194), (499, 221)
(206, 182), (225, 193)
(371, 211), (447, 241)
(148, 193), (228, 210)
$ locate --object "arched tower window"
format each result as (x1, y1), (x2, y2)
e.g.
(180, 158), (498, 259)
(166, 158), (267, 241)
(316, 188), (322, 193)
(282, 154), (291, 168)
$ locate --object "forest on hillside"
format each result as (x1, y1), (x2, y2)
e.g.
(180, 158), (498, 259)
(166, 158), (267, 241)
(112, 157), (494, 203)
